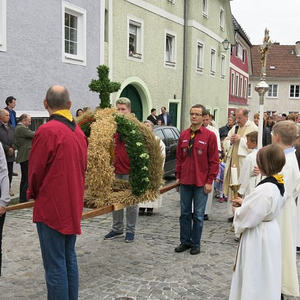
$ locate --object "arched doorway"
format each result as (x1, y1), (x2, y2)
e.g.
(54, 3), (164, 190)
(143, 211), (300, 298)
(120, 84), (143, 121)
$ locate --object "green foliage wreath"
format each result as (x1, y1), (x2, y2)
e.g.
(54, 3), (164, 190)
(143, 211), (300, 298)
(115, 114), (150, 196)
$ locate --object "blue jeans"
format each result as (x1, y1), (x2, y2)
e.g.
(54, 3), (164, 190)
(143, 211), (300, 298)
(36, 222), (78, 300)
(179, 185), (208, 247)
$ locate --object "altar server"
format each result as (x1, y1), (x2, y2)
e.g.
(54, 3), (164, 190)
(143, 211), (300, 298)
(272, 121), (300, 298)
(230, 144), (286, 300)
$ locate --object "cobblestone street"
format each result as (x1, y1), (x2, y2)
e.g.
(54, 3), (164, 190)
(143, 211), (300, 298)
(1, 176), (300, 299)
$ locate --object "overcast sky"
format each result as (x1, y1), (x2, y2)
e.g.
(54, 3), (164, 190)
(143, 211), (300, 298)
(230, 0), (300, 45)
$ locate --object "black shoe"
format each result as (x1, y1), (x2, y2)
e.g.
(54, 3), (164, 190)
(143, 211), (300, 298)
(146, 208), (153, 216)
(175, 244), (191, 253)
(190, 246), (200, 255)
(204, 214), (209, 221)
(139, 208), (145, 216)
(227, 217), (234, 223)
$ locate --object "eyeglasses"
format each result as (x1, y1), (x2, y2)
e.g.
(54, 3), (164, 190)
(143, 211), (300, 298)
(190, 113), (202, 117)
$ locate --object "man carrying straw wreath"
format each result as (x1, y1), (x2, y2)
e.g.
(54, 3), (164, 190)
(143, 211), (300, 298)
(104, 97), (138, 243)
(27, 85), (88, 300)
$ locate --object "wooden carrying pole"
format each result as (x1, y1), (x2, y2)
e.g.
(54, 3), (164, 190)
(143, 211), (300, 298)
(6, 182), (180, 219)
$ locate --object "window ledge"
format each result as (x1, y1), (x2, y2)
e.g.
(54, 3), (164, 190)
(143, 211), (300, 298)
(165, 61), (176, 68)
(129, 52), (142, 59)
(210, 71), (215, 76)
(196, 67), (204, 73)
(63, 53), (86, 66)
(202, 12), (208, 18)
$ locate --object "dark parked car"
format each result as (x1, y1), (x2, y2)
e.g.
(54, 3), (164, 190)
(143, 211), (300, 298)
(153, 125), (180, 177)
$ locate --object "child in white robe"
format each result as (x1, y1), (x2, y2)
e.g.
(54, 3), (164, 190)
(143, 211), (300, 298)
(229, 144), (286, 300)
(238, 131), (261, 197)
(272, 121), (300, 298)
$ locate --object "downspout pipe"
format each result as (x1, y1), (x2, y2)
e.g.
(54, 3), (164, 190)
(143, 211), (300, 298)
(180, 0), (188, 131)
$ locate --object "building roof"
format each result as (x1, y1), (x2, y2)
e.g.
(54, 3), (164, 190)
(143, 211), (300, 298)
(232, 16), (251, 47)
(251, 44), (300, 78)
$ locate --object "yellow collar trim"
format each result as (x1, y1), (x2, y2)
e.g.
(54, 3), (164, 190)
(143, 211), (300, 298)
(53, 110), (73, 122)
(273, 174), (284, 184)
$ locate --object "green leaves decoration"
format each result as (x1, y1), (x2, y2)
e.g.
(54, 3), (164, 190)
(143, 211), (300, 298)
(115, 114), (150, 196)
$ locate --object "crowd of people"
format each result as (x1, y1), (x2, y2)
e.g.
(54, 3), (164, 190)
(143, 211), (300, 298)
(0, 89), (299, 299)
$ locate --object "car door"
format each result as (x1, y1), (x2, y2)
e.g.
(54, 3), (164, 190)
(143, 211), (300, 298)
(162, 128), (177, 174)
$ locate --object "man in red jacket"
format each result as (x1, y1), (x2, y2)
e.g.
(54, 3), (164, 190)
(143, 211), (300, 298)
(175, 104), (219, 255)
(27, 85), (88, 300)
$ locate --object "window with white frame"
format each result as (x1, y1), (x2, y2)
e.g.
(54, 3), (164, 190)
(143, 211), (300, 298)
(128, 18), (143, 60)
(165, 32), (176, 67)
(244, 78), (247, 99)
(202, 0), (208, 17)
(0, 0), (7, 51)
(237, 44), (244, 61)
(219, 8), (224, 30)
(235, 74), (239, 96)
(267, 84), (278, 98)
(248, 83), (252, 97)
(231, 72), (235, 95)
(196, 42), (204, 72)
(240, 77), (243, 97)
(289, 84), (300, 98)
(220, 55), (225, 78)
(210, 48), (216, 75)
(62, 2), (86, 65)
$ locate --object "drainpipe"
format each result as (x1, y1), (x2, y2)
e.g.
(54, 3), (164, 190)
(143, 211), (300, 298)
(180, 0), (188, 131)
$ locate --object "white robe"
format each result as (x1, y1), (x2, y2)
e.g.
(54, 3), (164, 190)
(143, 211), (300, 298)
(297, 191), (300, 247)
(238, 149), (261, 197)
(224, 120), (258, 216)
(277, 149), (300, 297)
(230, 183), (284, 300)
(205, 125), (220, 215)
(139, 139), (166, 209)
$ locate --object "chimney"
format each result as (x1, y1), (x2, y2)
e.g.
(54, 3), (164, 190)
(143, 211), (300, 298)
(295, 41), (300, 56)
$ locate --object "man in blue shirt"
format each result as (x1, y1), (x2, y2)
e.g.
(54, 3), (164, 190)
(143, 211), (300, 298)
(4, 96), (17, 128)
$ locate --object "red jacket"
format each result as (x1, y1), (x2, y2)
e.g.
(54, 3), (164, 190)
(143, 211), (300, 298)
(27, 116), (88, 235)
(176, 126), (219, 186)
(114, 133), (130, 175)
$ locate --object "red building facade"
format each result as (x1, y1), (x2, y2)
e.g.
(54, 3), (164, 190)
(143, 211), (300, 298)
(228, 17), (252, 116)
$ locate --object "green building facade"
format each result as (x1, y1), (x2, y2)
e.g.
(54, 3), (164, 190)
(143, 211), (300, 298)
(105, 0), (234, 129)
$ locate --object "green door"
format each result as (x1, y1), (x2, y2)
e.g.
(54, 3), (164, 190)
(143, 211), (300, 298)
(120, 84), (143, 121)
(169, 102), (178, 127)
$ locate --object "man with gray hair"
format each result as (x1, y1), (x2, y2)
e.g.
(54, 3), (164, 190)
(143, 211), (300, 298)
(223, 108), (258, 220)
(0, 109), (16, 196)
(15, 113), (35, 203)
(27, 85), (88, 299)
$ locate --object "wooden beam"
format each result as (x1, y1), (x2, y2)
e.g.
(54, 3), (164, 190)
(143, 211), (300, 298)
(6, 201), (34, 211)
(6, 182), (180, 219)
(81, 205), (113, 220)
(159, 181), (179, 194)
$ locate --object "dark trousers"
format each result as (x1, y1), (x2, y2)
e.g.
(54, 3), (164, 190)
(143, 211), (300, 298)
(7, 161), (13, 187)
(19, 161), (28, 203)
(0, 213), (6, 276)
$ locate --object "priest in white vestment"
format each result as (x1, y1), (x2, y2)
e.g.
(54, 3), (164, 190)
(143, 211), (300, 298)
(223, 108), (258, 218)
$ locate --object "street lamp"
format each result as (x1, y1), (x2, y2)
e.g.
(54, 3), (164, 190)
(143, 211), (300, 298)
(222, 38), (230, 51)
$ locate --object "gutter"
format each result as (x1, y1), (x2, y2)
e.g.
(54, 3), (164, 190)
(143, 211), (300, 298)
(180, 0), (188, 131)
